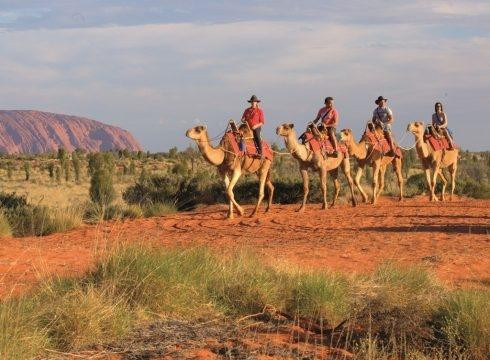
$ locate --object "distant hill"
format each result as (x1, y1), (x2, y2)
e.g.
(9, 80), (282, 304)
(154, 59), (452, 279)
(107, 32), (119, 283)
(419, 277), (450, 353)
(0, 110), (142, 154)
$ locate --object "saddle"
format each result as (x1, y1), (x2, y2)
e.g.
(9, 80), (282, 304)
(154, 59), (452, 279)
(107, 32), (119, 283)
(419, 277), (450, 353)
(301, 131), (348, 157)
(223, 131), (274, 161)
(424, 128), (454, 151)
(363, 130), (403, 158)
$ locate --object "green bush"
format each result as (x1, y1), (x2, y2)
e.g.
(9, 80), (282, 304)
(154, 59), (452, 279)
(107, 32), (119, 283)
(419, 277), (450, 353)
(142, 202), (176, 217)
(90, 169), (116, 207)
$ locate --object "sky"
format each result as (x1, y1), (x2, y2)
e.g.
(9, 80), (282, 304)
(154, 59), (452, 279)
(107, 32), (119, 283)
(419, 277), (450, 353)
(0, 1), (489, 151)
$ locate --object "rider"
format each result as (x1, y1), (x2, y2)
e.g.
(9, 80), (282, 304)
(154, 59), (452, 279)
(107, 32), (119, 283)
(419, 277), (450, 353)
(432, 102), (454, 150)
(372, 95), (398, 157)
(312, 96), (339, 157)
(241, 95), (265, 158)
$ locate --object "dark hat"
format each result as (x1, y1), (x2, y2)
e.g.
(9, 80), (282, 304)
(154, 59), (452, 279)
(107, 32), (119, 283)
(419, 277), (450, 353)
(247, 95), (261, 103)
(375, 96), (387, 105)
(324, 96), (334, 103)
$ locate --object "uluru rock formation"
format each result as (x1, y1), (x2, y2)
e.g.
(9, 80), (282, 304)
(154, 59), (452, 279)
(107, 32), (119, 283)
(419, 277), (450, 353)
(0, 110), (143, 154)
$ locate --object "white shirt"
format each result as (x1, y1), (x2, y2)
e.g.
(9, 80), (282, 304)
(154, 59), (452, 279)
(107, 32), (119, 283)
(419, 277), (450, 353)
(373, 107), (393, 123)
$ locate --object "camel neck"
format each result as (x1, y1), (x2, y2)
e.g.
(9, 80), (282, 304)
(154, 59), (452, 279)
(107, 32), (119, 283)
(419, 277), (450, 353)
(196, 136), (225, 166)
(346, 137), (368, 160)
(284, 132), (309, 161)
(414, 132), (431, 160)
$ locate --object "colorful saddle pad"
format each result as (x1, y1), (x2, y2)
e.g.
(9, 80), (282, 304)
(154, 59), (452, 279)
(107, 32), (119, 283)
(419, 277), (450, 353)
(303, 132), (348, 156)
(223, 131), (273, 161)
(424, 133), (454, 151)
(363, 130), (402, 158)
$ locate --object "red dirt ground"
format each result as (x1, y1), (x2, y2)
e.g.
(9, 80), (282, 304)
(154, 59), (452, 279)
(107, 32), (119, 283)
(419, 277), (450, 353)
(1, 196), (489, 298)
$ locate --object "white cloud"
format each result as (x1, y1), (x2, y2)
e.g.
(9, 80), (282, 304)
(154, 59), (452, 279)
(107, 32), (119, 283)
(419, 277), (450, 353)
(0, 17), (488, 150)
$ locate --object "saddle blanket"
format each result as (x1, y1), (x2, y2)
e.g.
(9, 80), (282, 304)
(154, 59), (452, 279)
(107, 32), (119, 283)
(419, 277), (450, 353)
(224, 131), (273, 161)
(364, 130), (402, 158)
(424, 133), (455, 151)
(303, 132), (348, 156)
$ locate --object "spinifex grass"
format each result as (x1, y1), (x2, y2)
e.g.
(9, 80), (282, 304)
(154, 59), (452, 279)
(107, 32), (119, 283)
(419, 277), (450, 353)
(0, 245), (488, 360)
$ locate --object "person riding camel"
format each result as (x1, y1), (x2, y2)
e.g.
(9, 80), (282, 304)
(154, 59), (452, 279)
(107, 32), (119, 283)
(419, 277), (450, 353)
(432, 102), (454, 150)
(371, 95), (398, 157)
(312, 96), (339, 157)
(241, 95), (265, 158)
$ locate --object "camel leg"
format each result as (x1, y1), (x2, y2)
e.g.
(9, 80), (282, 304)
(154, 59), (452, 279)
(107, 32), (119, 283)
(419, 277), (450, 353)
(438, 169), (448, 202)
(330, 168), (340, 208)
(226, 169), (244, 219)
(372, 163), (381, 205)
(424, 168), (436, 201)
(448, 162), (457, 201)
(223, 173), (233, 218)
(265, 171), (274, 212)
(298, 167), (309, 213)
(354, 165), (369, 203)
(393, 158), (404, 201)
(376, 165), (387, 199)
(251, 167), (268, 217)
(320, 167), (328, 209)
(342, 158), (357, 207)
(431, 164), (440, 202)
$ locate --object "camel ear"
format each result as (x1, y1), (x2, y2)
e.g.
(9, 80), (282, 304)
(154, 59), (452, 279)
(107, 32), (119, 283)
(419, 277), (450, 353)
(289, 123), (294, 129)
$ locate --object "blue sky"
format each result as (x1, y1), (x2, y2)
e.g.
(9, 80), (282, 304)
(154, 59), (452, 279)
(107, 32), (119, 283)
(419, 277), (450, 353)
(1, 1), (489, 151)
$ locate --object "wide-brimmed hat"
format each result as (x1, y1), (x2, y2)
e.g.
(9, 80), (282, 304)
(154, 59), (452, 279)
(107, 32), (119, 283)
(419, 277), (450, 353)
(375, 96), (387, 105)
(247, 95), (261, 103)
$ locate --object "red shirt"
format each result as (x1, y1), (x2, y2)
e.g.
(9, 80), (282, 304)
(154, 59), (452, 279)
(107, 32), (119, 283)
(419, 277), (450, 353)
(316, 106), (339, 126)
(242, 107), (265, 128)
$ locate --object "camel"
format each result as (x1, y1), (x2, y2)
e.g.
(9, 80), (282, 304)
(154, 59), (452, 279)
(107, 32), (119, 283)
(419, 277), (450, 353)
(407, 121), (459, 201)
(186, 125), (274, 219)
(339, 128), (404, 205)
(276, 123), (356, 212)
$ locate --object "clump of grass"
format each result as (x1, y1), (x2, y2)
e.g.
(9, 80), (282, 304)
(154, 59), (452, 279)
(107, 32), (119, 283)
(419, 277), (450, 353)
(207, 252), (287, 315)
(354, 263), (442, 353)
(38, 285), (132, 351)
(0, 299), (48, 360)
(432, 290), (490, 360)
(142, 202), (177, 217)
(0, 212), (12, 237)
(286, 271), (353, 327)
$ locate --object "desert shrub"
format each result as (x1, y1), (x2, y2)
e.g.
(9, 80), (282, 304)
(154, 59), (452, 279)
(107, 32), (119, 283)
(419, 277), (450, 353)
(90, 168), (116, 207)
(47, 162), (55, 179)
(142, 202), (176, 217)
(432, 290), (490, 359)
(64, 159), (71, 181)
(55, 165), (61, 184)
(129, 160), (136, 175)
(0, 192), (28, 209)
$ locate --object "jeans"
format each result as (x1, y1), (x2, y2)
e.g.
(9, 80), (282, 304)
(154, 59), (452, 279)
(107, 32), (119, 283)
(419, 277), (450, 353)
(253, 127), (263, 154)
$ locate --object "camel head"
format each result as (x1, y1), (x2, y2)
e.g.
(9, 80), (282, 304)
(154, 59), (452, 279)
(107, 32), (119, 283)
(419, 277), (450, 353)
(185, 125), (208, 141)
(407, 121), (425, 136)
(276, 123), (296, 137)
(339, 129), (354, 143)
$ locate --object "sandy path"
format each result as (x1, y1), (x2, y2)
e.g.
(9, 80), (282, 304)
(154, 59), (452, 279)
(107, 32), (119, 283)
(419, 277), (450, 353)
(1, 196), (489, 297)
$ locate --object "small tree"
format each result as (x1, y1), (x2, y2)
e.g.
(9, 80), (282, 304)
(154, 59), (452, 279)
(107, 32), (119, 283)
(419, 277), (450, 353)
(64, 160), (71, 181)
(72, 152), (81, 182)
(23, 161), (31, 181)
(89, 168), (116, 207)
(47, 163), (55, 179)
(7, 162), (13, 180)
(55, 166), (62, 184)
(129, 160), (136, 175)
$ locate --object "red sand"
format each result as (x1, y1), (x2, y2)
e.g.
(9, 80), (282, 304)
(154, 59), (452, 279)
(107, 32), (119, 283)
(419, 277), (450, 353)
(1, 196), (489, 298)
